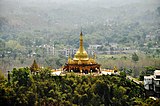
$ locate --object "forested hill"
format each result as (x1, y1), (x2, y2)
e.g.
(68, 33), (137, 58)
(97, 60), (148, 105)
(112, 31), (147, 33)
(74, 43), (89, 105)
(1, 68), (160, 105)
(0, 0), (160, 46)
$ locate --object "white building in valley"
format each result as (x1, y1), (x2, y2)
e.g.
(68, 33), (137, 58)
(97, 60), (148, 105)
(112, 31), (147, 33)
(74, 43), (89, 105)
(144, 70), (160, 98)
(153, 70), (160, 96)
(144, 76), (154, 90)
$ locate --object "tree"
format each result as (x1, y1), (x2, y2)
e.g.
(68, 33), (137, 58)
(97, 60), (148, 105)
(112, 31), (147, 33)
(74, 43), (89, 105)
(139, 71), (145, 81)
(12, 68), (33, 86)
(38, 68), (52, 80)
(132, 52), (139, 63)
(94, 79), (111, 105)
(145, 66), (155, 75)
(5, 40), (25, 51)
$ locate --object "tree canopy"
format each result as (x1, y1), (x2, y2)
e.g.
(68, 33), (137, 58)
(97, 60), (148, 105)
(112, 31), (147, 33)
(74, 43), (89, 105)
(0, 67), (159, 106)
(132, 52), (139, 63)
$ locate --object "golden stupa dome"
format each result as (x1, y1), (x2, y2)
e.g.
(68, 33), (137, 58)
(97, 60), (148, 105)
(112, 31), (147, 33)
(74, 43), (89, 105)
(89, 58), (96, 64)
(74, 48), (89, 60)
(73, 32), (89, 61)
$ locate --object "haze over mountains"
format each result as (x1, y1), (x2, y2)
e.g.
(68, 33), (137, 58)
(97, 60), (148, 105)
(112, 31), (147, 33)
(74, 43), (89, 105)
(0, 0), (160, 80)
(0, 0), (160, 45)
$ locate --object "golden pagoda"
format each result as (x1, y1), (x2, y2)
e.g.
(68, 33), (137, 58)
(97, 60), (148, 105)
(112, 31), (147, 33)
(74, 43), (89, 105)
(63, 32), (101, 74)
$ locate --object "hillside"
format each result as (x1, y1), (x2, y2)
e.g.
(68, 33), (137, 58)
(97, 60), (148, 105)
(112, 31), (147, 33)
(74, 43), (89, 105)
(0, 0), (160, 74)
(0, 0), (160, 45)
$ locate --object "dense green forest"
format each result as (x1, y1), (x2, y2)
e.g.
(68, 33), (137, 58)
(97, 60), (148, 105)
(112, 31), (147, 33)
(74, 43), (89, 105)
(0, 68), (160, 106)
(0, 0), (160, 76)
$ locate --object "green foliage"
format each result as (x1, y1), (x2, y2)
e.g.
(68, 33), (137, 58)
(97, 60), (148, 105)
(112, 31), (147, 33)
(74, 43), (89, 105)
(12, 68), (33, 87)
(0, 67), (159, 105)
(6, 40), (25, 51)
(38, 68), (52, 80)
(120, 71), (126, 78)
(139, 71), (145, 81)
(132, 52), (139, 63)
(0, 84), (16, 106)
(0, 70), (5, 81)
(139, 66), (156, 81)
(144, 66), (156, 75)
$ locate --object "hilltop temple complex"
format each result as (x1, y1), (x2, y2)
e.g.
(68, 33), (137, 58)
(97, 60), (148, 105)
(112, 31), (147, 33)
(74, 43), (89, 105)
(63, 32), (101, 74)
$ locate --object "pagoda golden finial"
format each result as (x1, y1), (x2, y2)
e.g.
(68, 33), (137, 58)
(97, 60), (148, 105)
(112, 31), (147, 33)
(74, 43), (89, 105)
(80, 31), (83, 53)
(73, 32), (89, 61)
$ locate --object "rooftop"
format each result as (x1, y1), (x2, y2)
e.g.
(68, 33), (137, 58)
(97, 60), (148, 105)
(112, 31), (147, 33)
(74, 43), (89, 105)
(144, 75), (154, 79)
(154, 70), (160, 76)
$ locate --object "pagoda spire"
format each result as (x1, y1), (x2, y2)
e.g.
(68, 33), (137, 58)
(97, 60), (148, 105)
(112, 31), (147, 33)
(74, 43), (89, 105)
(73, 31), (88, 61)
(79, 31), (83, 53)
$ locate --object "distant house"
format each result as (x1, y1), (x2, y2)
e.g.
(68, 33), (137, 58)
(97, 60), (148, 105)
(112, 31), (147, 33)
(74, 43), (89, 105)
(58, 48), (77, 57)
(153, 70), (160, 97)
(88, 45), (102, 50)
(144, 70), (160, 98)
(87, 45), (102, 55)
(144, 76), (153, 90)
(43, 44), (55, 55)
(145, 34), (154, 41)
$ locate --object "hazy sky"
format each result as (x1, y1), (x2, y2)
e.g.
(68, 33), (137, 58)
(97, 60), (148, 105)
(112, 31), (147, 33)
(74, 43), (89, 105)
(1, 0), (159, 10)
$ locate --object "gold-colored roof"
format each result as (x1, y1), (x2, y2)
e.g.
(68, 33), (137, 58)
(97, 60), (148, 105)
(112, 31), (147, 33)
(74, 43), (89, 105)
(73, 32), (89, 61)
